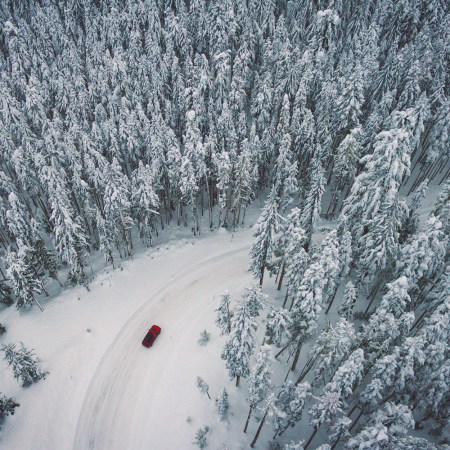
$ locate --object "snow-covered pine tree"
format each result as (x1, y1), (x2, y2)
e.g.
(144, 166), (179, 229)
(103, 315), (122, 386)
(341, 111), (416, 287)
(265, 306), (292, 347)
(316, 230), (341, 307)
(298, 318), (356, 387)
(300, 147), (326, 249)
(305, 391), (344, 450)
(400, 179), (428, 242)
(325, 349), (365, 400)
(273, 381), (311, 438)
(242, 284), (267, 318)
(221, 297), (257, 387)
(2, 342), (46, 387)
(95, 208), (116, 268)
(278, 207), (307, 291)
(215, 388), (229, 421)
(244, 345), (273, 432)
(288, 260), (326, 370)
(41, 160), (89, 287)
(338, 282), (357, 320)
(6, 242), (44, 311)
(131, 161), (160, 247)
(103, 157), (134, 257)
(346, 403), (415, 450)
(215, 291), (232, 335)
(230, 139), (255, 228)
(249, 187), (282, 286)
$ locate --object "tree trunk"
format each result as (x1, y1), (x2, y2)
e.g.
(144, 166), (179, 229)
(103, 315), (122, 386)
(250, 407), (269, 448)
(325, 285), (339, 314)
(33, 295), (44, 312)
(304, 426), (319, 450)
(236, 375), (240, 387)
(244, 405), (253, 433)
(275, 342), (290, 359)
(282, 290), (289, 308)
(290, 339), (302, 371)
(277, 262), (285, 290)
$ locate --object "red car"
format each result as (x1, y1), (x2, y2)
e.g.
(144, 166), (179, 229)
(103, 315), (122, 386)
(142, 325), (161, 348)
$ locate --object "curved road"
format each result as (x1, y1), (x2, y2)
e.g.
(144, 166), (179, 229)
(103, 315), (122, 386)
(73, 245), (250, 450)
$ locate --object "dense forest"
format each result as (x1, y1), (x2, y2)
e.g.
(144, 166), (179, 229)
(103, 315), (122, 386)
(0, 0), (448, 448)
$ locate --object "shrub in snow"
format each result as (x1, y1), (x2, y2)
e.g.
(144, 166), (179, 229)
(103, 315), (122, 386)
(215, 388), (229, 421)
(2, 343), (46, 387)
(198, 330), (211, 346)
(196, 377), (211, 399)
(193, 425), (209, 449)
(186, 416), (193, 424)
(0, 282), (14, 306)
(0, 323), (6, 335)
(0, 395), (19, 419)
(283, 441), (305, 450)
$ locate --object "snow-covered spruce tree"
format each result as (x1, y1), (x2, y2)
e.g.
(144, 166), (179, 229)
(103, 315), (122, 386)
(95, 208), (116, 268)
(273, 381), (311, 438)
(215, 291), (232, 336)
(193, 425), (209, 449)
(273, 95), (298, 211)
(342, 107), (430, 287)
(338, 282), (358, 320)
(242, 284), (267, 318)
(305, 391), (344, 449)
(277, 207), (307, 292)
(2, 343), (46, 387)
(396, 216), (447, 301)
(328, 128), (361, 216)
(0, 394), (19, 419)
(215, 388), (229, 421)
(265, 306), (292, 347)
(181, 109), (206, 235)
(196, 376), (211, 400)
(41, 160), (89, 287)
(325, 349), (365, 400)
(299, 318), (356, 387)
(345, 403), (415, 450)
(212, 150), (232, 228)
(244, 345), (273, 433)
(103, 157), (134, 258)
(316, 230), (341, 308)
(300, 147), (326, 249)
(288, 260), (326, 371)
(131, 161), (160, 247)
(230, 138), (255, 228)
(400, 179), (428, 242)
(221, 297), (257, 387)
(6, 242), (44, 311)
(6, 193), (58, 285)
(249, 187), (282, 286)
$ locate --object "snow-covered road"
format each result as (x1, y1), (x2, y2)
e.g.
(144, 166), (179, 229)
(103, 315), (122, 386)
(73, 244), (251, 450)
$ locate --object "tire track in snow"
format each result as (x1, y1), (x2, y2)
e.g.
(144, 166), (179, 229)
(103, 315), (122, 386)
(73, 245), (250, 450)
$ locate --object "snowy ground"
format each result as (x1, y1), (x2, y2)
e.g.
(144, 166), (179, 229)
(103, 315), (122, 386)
(0, 224), (256, 449)
(0, 184), (445, 450)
